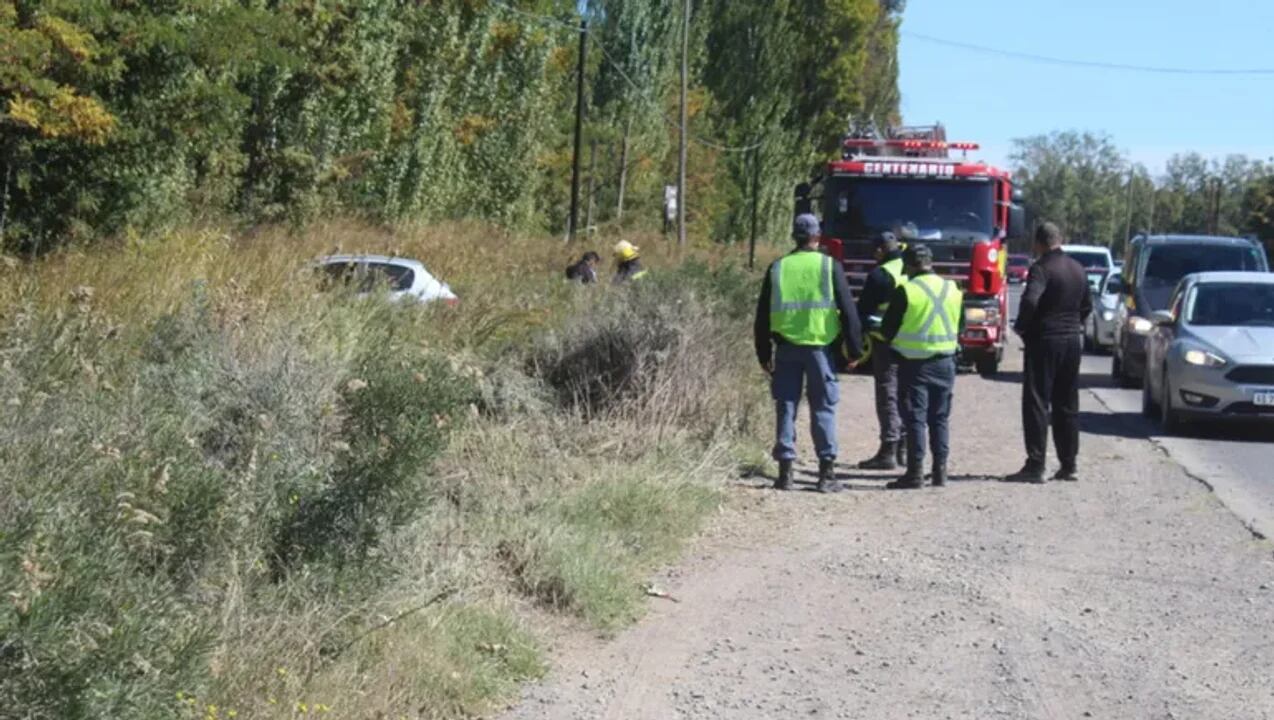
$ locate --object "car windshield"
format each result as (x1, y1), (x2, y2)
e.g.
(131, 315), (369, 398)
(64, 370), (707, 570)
(821, 176), (995, 241)
(1140, 244), (1265, 310)
(1009, 256), (1030, 268)
(1187, 283), (1274, 327)
(1065, 250), (1110, 269)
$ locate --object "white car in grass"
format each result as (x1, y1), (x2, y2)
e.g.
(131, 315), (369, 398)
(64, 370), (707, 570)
(315, 255), (458, 306)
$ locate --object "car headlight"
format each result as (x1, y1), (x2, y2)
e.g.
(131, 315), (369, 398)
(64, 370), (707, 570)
(1183, 348), (1227, 368)
(1102, 310), (1114, 321)
(964, 306), (1001, 325)
(1128, 317), (1154, 335)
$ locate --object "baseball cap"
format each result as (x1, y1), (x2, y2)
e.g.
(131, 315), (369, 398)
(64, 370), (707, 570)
(792, 214), (821, 240)
(903, 244), (933, 265)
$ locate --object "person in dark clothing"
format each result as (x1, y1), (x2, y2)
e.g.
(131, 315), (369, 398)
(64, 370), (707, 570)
(566, 251), (601, 284)
(856, 231), (908, 470)
(754, 214), (864, 493)
(1007, 222), (1093, 484)
(879, 244), (963, 489)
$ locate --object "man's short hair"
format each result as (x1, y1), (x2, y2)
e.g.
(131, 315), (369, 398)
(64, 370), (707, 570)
(903, 244), (933, 267)
(582, 251), (600, 263)
(1035, 222), (1064, 248)
(874, 231), (900, 249)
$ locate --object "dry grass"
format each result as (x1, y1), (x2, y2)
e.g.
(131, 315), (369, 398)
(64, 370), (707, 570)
(0, 219), (771, 719)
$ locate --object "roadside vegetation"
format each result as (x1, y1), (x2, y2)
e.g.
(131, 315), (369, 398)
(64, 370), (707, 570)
(0, 221), (769, 719)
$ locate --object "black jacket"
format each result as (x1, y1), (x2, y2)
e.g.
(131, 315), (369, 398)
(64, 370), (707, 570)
(857, 249), (904, 328)
(1013, 248), (1093, 342)
(754, 250), (864, 367)
(880, 270), (965, 356)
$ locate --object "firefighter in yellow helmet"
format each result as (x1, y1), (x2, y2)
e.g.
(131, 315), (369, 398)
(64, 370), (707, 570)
(880, 244), (963, 489)
(612, 241), (647, 284)
(754, 214), (864, 493)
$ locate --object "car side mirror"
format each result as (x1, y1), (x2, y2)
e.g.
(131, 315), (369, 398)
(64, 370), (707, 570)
(1007, 204), (1027, 242)
(1106, 278), (1124, 295)
(1150, 310), (1175, 327)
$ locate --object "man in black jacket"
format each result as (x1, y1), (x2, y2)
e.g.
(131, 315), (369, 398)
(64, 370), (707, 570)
(855, 231), (907, 470)
(1008, 222), (1093, 483)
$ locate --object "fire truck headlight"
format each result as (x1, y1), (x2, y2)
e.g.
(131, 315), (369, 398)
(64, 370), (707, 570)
(964, 307), (1001, 326)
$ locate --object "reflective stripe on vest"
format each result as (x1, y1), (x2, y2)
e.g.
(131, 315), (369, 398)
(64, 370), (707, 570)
(893, 274), (963, 359)
(769, 252), (839, 346)
(869, 257), (906, 341)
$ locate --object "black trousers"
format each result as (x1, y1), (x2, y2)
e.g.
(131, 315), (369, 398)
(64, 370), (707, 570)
(1022, 335), (1082, 469)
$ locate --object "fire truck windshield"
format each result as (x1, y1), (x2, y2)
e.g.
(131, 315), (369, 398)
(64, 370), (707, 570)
(821, 176), (995, 242)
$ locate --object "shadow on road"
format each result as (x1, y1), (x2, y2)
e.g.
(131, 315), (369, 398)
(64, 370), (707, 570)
(1078, 410), (1152, 439)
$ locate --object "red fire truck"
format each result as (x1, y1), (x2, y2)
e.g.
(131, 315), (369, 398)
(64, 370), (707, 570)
(796, 125), (1026, 376)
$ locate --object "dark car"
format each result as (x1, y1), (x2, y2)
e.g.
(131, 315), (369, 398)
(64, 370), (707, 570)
(1112, 235), (1268, 386)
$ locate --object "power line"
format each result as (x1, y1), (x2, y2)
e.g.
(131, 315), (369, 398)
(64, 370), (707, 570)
(904, 31), (1274, 76)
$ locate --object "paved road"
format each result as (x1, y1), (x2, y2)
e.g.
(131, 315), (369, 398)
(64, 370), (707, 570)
(1009, 285), (1274, 538)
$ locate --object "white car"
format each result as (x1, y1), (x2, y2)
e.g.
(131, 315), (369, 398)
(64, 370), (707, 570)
(1085, 269), (1122, 351)
(1061, 244), (1116, 293)
(315, 255), (458, 306)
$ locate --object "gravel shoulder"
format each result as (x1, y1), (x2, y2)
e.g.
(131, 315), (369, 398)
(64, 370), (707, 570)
(499, 344), (1274, 720)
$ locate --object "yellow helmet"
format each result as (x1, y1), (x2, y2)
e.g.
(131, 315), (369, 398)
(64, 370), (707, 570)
(613, 240), (640, 262)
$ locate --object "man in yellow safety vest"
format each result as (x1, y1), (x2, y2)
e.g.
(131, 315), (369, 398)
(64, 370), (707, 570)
(855, 230), (908, 470)
(880, 244), (963, 489)
(754, 214), (864, 493)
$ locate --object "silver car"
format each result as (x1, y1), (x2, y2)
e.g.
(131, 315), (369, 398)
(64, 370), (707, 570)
(1142, 272), (1274, 432)
(1085, 270), (1122, 351)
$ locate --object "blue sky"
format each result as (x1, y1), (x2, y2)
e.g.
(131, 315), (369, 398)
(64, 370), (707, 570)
(898, 0), (1274, 174)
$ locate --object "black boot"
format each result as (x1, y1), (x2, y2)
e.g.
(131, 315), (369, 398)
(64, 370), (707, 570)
(1004, 462), (1046, 484)
(816, 458), (843, 493)
(895, 440), (906, 467)
(774, 460), (794, 491)
(1052, 466), (1079, 482)
(886, 465), (925, 490)
(857, 441), (898, 470)
(931, 466), (948, 487)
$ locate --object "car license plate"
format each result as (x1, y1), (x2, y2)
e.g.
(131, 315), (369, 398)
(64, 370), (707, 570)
(1255, 392), (1274, 407)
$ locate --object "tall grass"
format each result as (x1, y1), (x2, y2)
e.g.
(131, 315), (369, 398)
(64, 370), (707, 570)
(0, 221), (768, 719)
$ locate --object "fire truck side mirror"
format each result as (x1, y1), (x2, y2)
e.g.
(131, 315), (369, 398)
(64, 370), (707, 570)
(794, 182), (813, 217)
(1008, 204), (1027, 241)
(1011, 188), (1025, 204)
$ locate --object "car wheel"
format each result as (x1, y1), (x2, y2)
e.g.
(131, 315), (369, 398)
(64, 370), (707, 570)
(1159, 371), (1186, 435)
(1141, 371), (1158, 418)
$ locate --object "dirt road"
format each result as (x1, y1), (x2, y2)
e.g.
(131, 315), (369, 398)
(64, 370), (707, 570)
(500, 342), (1274, 720)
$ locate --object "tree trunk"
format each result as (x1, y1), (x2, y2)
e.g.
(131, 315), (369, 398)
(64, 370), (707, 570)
(616, 115), (631, 222)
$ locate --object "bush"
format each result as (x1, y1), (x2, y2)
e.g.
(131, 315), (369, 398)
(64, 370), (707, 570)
(0, 289), (475, 719)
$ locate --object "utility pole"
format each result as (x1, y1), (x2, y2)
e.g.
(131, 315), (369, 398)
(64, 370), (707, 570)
(676, 0), (690, 247)
(585, 138), (598, 237)
(748, 145), (761, 269)
(1123, 165), (1135, 251)
(568, 19), (588, 243)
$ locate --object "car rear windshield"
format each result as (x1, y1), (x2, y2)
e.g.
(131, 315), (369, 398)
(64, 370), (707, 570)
(1008, 256), (1030, 267)
(1187, 283), (1274, 327)
(1065, 250), (1110, 269)
(1140, 244), (1266, 310)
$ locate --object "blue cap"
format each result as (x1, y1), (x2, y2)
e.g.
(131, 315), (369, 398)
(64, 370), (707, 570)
(793, 213), (821, 241)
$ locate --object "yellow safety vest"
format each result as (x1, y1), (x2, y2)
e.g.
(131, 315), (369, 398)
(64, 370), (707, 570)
(769, 252), (839, 346)
(892, 274), (962, 359)
(869, 256), (906, 341)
